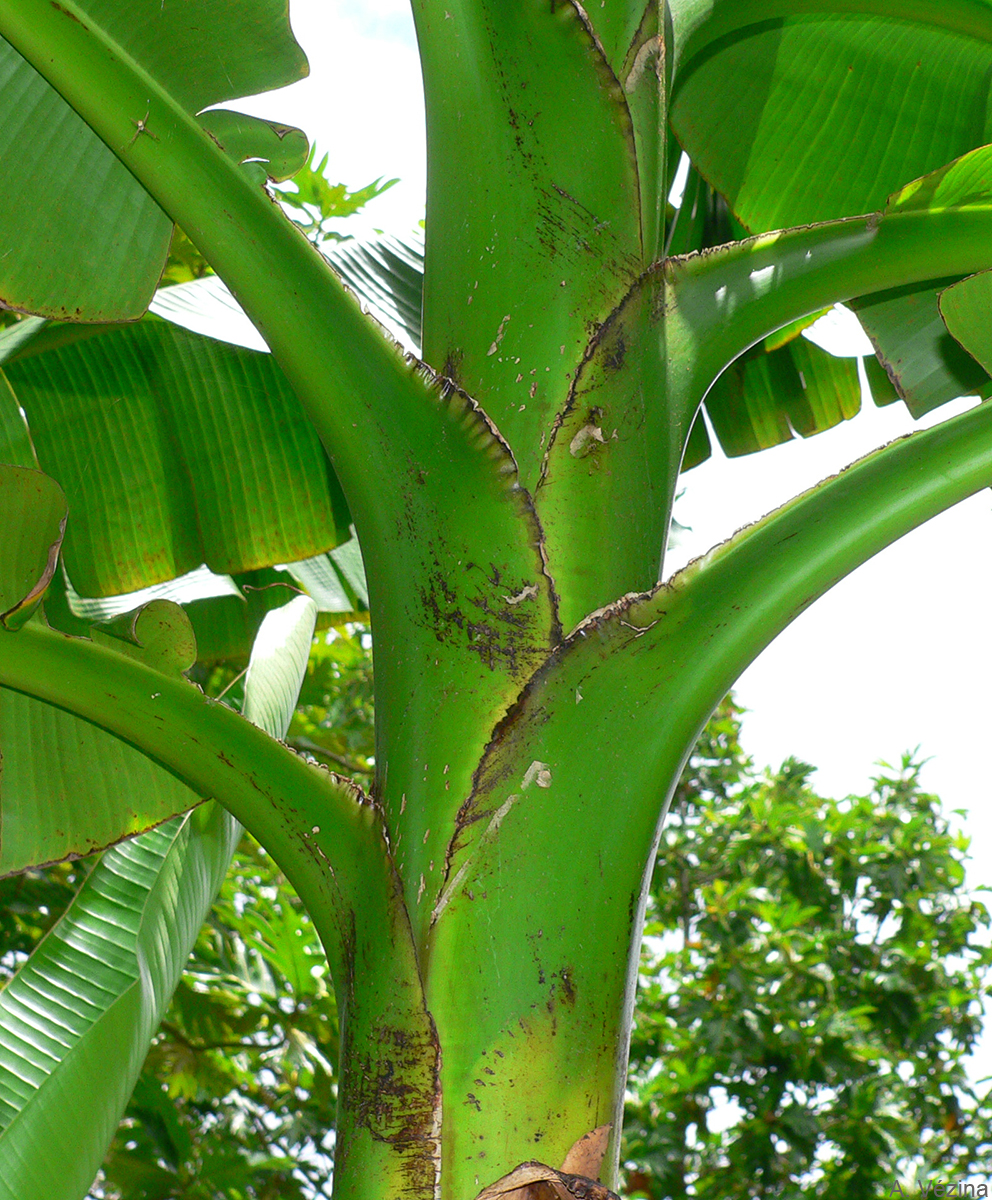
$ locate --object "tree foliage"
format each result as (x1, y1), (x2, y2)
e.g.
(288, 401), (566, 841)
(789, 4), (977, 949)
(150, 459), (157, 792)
(626, 702), (992, 1199)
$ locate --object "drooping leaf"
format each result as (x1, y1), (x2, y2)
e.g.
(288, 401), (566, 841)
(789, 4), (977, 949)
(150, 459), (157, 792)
(1, 318), (350, 596)
(242, 594), (317, 740)
(705, 346), (795, 457)
(779, 335), (861, 437)
(0, 593), (316, 1198)
(939, 269), (992, 375)
(852, 281), (992, 417)
(704, 336), (860, 458)
(0, 465), (65, 631)
(0, 805), (239, 1200)
(0, 0), (307, 320)
(670, 5), (992, 233)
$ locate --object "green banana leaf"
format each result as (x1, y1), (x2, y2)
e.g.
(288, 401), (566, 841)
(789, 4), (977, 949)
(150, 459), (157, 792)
(704, 331), (861, 457)
(0, 317), (350, 597)
(324, 234), (424, 353)
(0, 679), (200, 877)
(852, 281), (992, 416)
(669, 1), (992, 232)
(0, 466), (65, 631)
(149, 232), (424, 354)
(848, 145), (992, 413)
(0, 0), (305, 321)
(0, 807), (238, 1200)
(0, 465), (199, 874)
(0, 593), (316, 1200)
(667, 1), (992, 443)
(939, 269), (992, 375)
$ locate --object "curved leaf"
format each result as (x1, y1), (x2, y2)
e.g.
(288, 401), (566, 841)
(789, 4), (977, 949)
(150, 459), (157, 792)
(0, 465), (65, 631)
(938, 268), (992, 374)
(1, 318), (350, 596)
(0, 0), (306, 320)
(0, 806), (237, 1200)
(197, 109), (310, 186)
(670, 2), (992, 233)
(89, 599), (197, 677)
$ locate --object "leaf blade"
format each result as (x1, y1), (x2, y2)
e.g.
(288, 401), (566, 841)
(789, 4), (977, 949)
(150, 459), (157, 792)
(0, 466), (65, 631)
(0, 0), (306, 320)
(3, 319), (350, 596)
(671, 5), (992, 233)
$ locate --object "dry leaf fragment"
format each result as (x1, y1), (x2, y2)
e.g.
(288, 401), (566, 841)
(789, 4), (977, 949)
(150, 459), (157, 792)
(560, 1124), (611, 1178)
(472, 1157), (620, 1200)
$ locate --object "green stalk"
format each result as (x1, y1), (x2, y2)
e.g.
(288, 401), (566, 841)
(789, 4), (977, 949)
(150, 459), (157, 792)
(537, 201), (992, 626)
(667, 208), (992, 414)
(412, 0), (643, 487)
(0, 623), (441, 1192)
(425, 397), (992, 1197)
(0, 621), (371, 980)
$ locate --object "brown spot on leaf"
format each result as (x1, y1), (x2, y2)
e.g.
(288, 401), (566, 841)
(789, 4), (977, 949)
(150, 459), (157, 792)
(50, 1), (87, 25)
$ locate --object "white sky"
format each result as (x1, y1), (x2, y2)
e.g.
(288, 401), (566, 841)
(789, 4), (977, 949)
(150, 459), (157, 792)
(237, 0), (992, 1083)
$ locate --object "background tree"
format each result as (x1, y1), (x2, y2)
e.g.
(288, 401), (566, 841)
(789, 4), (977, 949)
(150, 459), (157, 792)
(626, 701), (992, 1200)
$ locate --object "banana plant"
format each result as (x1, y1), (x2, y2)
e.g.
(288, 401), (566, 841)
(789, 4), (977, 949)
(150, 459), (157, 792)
(2, 1), (992, 1198)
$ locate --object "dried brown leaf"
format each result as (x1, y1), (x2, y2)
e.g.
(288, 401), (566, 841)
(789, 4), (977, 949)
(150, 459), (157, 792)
(560, 1124), (611, 1178)
(473, 1156), (620, 1200)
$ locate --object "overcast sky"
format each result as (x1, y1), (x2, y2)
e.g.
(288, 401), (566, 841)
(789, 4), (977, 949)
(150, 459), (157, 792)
(236, 0), (992, 1080)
